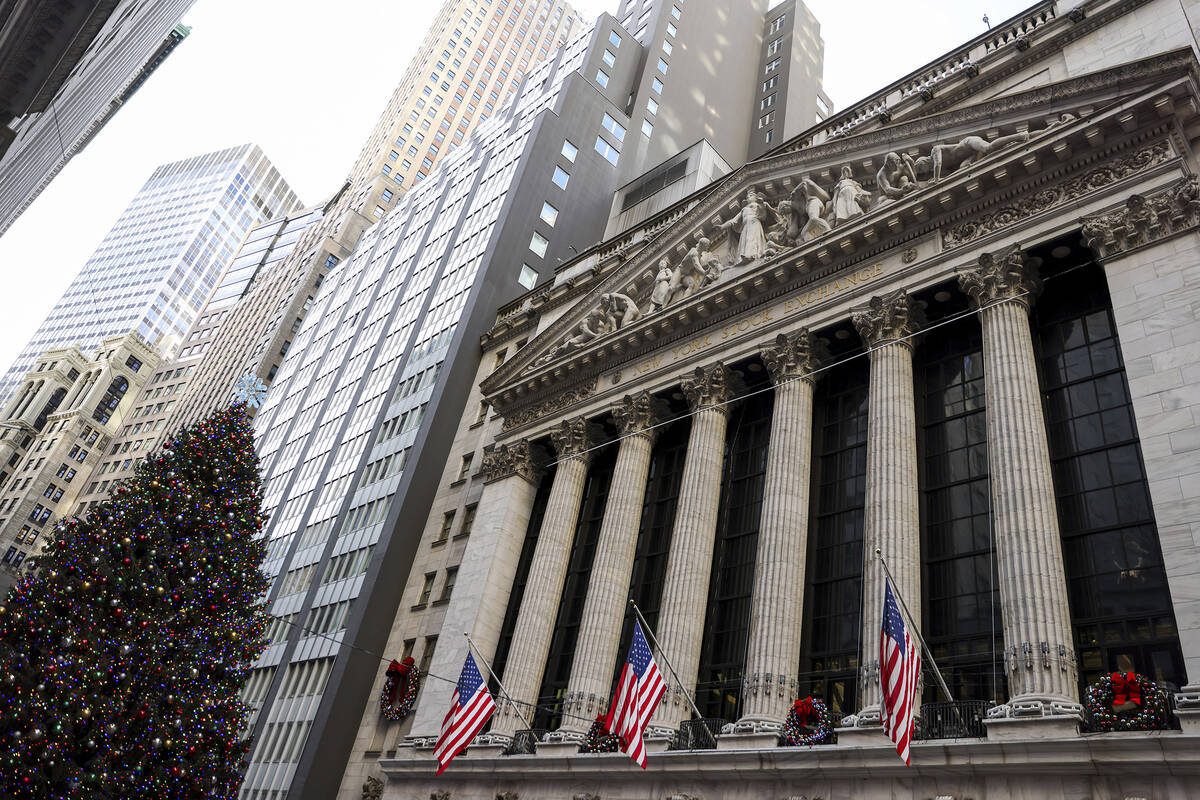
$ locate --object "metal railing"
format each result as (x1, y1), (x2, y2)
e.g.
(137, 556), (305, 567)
(915, 700), (991, 740)
(504, 728), (546, 755)
(667, 718), (723, 751)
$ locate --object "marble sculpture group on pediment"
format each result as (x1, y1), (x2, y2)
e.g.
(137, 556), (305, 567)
(536, 116), (1075, 368)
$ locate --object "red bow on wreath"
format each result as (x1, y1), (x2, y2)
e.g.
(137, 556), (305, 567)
(792, 696), (817, 728)
(387, 656), (415, 678)
(1111, 672), (1142, 708)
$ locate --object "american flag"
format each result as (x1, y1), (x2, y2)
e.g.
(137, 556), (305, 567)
(434, 652), (496, 775)
(880, 580), (920, 765)
(603, 620), (666, 768)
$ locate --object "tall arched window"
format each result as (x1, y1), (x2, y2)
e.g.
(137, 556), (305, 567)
(92, 377), (129, 424)
(33, 388), (67, 431)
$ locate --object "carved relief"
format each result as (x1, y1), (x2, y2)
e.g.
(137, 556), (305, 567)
(718, 190), (777, 265)
(500, 380), (597, 432)
(760, 330), (825, 384)
(958, 245), (1041, 308)
(943, 141), (1172, 247)
(430, 793), (451, 800)
(682, 363), (737, 411)
(495, 793), (519, 800)
(852, 289), (922, 347)
(1080, 176), (1200, 259)
(361, 776), (383, 800)
(481, 440), (545, 484)
(612, 391), (666, 439)
(550, 416), (599, 460)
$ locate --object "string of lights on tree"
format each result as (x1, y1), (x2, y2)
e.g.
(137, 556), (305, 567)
(0, 404), (269, 799)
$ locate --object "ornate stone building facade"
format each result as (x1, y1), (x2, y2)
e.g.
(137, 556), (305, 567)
(348, 0), (1200, 796)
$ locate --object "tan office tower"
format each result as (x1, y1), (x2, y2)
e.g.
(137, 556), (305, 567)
(160, 0), (583, 440)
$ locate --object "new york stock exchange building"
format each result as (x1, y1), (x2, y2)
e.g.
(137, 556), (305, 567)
(347, 1), (1200, 797)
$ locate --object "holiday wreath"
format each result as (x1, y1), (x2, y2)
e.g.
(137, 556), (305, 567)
(1083, 671), (1168, 732)
(379, 656), (422, 721)
(580, 713), (621, 753)
(781, 696), (834, 746)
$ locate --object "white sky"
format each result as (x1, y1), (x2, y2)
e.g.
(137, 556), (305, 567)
(0, 0), (1033, 375)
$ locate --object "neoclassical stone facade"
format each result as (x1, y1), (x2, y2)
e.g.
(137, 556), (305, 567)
(333, 1), (1200, 797)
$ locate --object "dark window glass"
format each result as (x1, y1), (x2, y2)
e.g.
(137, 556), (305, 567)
(1034, 261), (1183, 691)
(798, 357), (869, 715)
(696, 389), (774, 721)
(34, 387), (67, 431)
(917, 316), (1005, 703)
(534, 446), (617, 728)
(92, 377), (129, 424)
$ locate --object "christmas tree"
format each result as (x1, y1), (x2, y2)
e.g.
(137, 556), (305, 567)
(0, 404), (270, 799)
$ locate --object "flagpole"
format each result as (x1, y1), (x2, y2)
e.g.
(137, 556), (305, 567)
(463, 632), (535, 731)
(628, 600), (708, 726)
(874, 549), (956, 704)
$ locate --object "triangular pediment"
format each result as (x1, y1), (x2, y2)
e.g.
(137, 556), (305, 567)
(482, 47), (1198, 423)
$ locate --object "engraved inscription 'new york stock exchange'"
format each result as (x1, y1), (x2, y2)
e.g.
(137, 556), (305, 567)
(625, 261), (886, 380)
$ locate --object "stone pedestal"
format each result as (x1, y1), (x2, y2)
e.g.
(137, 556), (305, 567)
(960, 248), (1081, 719)
(492, 417), (596, 738)
(652, 363), (737, 730)
(739, 331), (821, 728)
(561, 393), (661, 732)
(983, 715), (1080, 740)
(534, 740), (581, 758)
(716, 731), (780, 751)
(851, 290), (923, 715)
(462, 743), (508, 758)
(833, 725), (887, 747)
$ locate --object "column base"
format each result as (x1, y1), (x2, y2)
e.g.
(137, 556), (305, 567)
(834, 708), (885, 747)
(716, 731), (780, 750)
(535, 740), (581, 757)
(1174, 687), (1200, 733)
(983, 697), (1083, 741)
(463, 742), (508, 758)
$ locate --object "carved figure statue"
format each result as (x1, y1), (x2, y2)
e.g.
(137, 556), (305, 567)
(719, 190), (774, 264)
(831, 165), (871, 225)
(766, 199), (802, 248)
(793, 177), (832, 241)
(875, 152), (920, 207)
(929, 130), (1030, 181)
(601, 292), (642, 329)
(649, 258), (674, 311)
(668, 237), (721, 304)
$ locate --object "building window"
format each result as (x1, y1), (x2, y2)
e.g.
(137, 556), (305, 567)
(647, 97), (659, 115)
(458, 454), (473, 481)
(768, 14), (785, 33)
(601, 113), (626, 141)
(518, 264), (538, 289)
(763, 76), (779, 92)
(609, 30), (622, 47)
(594, 136), (620, 165)
(671, 5), (681, 19)
(602, 49), (616, 67)
(652, 77), (664, 93)
(417, 573), (436, 606)
(767, 37), (782, 55)
(595, 69), (610, 88)
(373, 205), (386, 219)
(662, 39), (673, 55)
(641, 119), (653, 138)
(459, 504), (477, 538)
(125, 355), (142, 373)
(761, 93), (776, 110)
(765, 57), (781, 74)
(529, 232), (549, 257)
(666, 21), (677, 36)
(656, 58), (669, 74)
(438, 567), (458, 602)
(382, 189), (394, 202)
(436, 512), (454, 544)
(475, 401), (489, 425)
(388, 150), (399, 161)
(764, 129), (774, 144)
(552, 166), (570, 189)
(561, 140), (578, 162)
(418, 635), (438, 673)
(539, 202), (558, 227)
(758, 111), (775, 128)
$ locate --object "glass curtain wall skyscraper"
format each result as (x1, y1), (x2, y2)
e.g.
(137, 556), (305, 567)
(0, 144), (302, 403)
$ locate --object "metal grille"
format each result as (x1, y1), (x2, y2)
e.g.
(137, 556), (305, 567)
(667, 718), (722, 750)
(915, 700), (990, 739)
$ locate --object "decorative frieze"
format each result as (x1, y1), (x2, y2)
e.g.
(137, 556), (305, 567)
(958, 244), (1042, 308)
(481, 440), (544, 485)
(1080, 175), (1200, 259)
(851, 289), (921, 347)
(942, 140), (1172, 248)
(500, 379), (596, 432)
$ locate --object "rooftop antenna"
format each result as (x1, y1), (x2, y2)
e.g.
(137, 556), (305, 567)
(982, 13), (991, 29)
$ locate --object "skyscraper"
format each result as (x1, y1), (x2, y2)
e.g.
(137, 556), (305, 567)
(0, 144), (302, 404)
(158, 0), (583, 438)
(0, 0), (198, 236)
(236, 2), (828, 797)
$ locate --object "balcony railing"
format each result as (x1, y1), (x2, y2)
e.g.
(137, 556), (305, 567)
(915, 700), (991, 740)
(667, 718), (722, 751)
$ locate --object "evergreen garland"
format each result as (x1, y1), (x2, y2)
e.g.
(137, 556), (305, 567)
(1084, 672), (1169, 732)
(781, 696), (833, 746)
(379, 657), (421, 722)
(579, 714), (620, 753)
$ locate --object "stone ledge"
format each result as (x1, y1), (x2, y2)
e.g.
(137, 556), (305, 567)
(983, 715), (1080, 741)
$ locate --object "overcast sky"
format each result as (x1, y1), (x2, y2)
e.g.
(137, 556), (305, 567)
(0, 0), (1032, 375)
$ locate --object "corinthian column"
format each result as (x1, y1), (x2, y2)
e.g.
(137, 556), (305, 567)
(739, 330), (823, 730)
(959, 246), (1082, 726)
(491, 416), (597, 739)
(651, 363), (736, 732)
(850, 289), (922, 724)
(560, 392), (663, 732)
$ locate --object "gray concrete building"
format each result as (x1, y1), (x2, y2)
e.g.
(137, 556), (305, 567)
(239, 2), (828, 797)
(0, 0), (197, 236)
(322, 0), (1200, 798)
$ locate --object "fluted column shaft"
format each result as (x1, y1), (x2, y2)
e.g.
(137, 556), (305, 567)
(961, 247), (1079, 710)
(651, 363), (735, 731)
(853, 291), (921, 718)
(740, 331), (821, 727)
(560, 393), (661, 731)
(492, 417), (595, 738)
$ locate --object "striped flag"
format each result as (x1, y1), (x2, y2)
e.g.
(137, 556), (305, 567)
(434, 652), (496, 775)
(602, 620), (666, 768)
(880, 580), (920, 765)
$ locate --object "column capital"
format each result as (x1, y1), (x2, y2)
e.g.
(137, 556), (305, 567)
(682, 362), (737, 412)
(851, 289), (921, 348)
(549, 415), (599, 462)
(958, 244), (1042, 309)
(760, 329), (826, 384)
(481, 439), (545, 485)
(612, 391), (665, 441)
